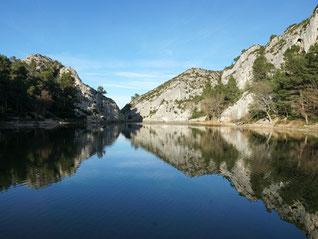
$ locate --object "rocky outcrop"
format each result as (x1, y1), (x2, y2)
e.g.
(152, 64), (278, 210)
(221, 44), (261, 89)
(265, 7), (318, 68)
(123, 6), (318, 122)
(23, 54), (56, 70)
(59, 67), (123, 122)
(23, 54), (124, 122)
(220, 92), (254, 122)
(122, 68), (220, 121)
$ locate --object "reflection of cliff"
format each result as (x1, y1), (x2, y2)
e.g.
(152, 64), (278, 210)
(0, 125), (121, 190)
(128, 125), (216, 176)
(126, 124), (318, 239)
(247, 132), (318, 239)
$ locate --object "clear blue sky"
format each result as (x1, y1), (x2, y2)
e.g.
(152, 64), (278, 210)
(0, 0), (317, 108)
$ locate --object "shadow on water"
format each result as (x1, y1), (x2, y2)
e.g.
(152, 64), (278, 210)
(0, 123), (318, 238)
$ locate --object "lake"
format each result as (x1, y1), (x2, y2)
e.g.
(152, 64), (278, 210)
(0, 124), (317, 239)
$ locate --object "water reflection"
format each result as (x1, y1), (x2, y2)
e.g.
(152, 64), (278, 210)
(0, 124), (317, 238)
(0, 125), (122, 190)
(124, 124), (318, 239)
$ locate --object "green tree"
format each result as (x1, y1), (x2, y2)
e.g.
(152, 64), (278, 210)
(0, 55), (12, 115)
(97, 86), (107, 95)
(131, 93), (140, 101)
(270, 34), (277, 41)
(197, 76), (241, 119)
(252, 47), (274, 82)
(57, 72), (77, 117)
(225, 76), (241, 104)
(272, 44), (318, 121)
(58, 72), (75, 90)
(10, 60), (28, 114)
(0, 54), (80, 119)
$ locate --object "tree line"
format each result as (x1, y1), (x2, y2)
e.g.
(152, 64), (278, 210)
(250, 44), (318, 123)
(0, 55), (77, 119)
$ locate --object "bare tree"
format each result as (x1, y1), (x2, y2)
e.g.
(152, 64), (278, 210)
(292, 89), (318, 124)
(250, 81), (275, 123)
(201, 93), (225, 120)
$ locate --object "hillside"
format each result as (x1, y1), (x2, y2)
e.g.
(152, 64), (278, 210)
(0, 54), (123, 123)
(122, 6), (318, 123)
(122, 68), (220, 121)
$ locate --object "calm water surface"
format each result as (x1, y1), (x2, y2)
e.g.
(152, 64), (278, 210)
(0, 124), (317, 239)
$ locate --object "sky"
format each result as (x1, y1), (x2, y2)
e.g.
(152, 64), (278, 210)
(0, 0), (317, 108)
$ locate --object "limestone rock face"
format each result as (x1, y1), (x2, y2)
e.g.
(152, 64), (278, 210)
(59, 67), (123, 122)
(220, 92), (254, 122)
(123, 68), (220, 121)
(219, 7), (318, 120)
(265, 7), (318, 68)
(221, 44), (261, 90)
(124, 6), (318, 122)
(23, 54), (55, 70)
(23, 54), (123, 122)
(222, 7), (318, 89)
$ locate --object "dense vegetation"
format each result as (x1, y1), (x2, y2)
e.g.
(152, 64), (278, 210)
(199, 76), (242, 119)
(250, 44), (318, 123)
(0, 55), (78, 119)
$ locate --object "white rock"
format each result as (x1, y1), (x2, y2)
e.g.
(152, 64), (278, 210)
(124, 68), (220, 121)
(220, 92), (254, 122)
(23, 54), (123, 122)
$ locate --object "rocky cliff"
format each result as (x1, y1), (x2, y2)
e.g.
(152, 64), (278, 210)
(23, 54), (124, 122)
(123, 6), (318, 122)
(122, 68), (219, 121)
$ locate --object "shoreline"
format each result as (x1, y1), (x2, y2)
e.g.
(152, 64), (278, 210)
(140, 120), (318, 133)
(195, 121), (318, 132)
(1, 118), (318, 133)
(0, 118), (125, 129)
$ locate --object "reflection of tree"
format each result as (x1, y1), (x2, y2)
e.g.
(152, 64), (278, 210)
(2, 124), (318, 238)
(248, 132), (318, 213)
(0, 125), (121, 191)
(125, 125), (318, 239)
(127, 125), (240, 177)
(196, 128), (239, 171)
